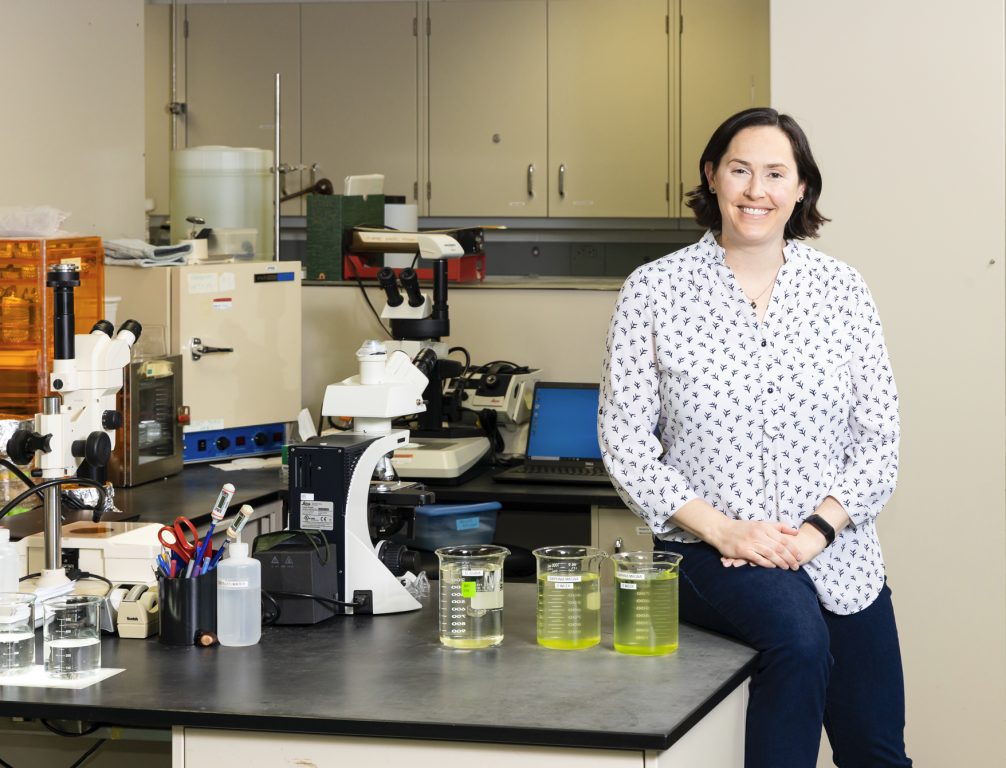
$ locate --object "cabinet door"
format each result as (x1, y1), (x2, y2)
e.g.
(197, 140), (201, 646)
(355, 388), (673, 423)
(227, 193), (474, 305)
(680, 0), (770, 217)
(184, 3), (301, 215)
(548, 0), (669, 218)
(302, 2), (419, 205)
(592, 506), (655, 586)
(428, 1), (548, 217)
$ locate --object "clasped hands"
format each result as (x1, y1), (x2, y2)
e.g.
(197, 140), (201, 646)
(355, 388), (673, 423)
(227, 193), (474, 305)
(714, 520), (828, 570)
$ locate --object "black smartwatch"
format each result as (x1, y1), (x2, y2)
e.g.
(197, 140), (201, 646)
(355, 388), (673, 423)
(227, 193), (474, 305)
(803, 514), (836, 546)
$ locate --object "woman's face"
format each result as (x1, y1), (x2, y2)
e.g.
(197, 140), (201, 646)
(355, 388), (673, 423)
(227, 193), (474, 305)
(705, 126), (806, 250)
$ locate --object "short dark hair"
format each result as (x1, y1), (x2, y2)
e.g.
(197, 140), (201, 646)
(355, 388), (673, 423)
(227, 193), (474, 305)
(685, 108), (830, 240)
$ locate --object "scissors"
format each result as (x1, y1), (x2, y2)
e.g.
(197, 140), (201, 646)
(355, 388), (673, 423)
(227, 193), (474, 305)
(158, 517), (202, 563)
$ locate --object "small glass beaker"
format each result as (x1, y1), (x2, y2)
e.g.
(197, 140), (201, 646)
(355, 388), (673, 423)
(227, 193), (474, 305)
(611, 551), (683, 656)
(0, 593), (36, 676)
(436, 545), (509, 649)
(42, 595), (102, 679)
(533, 546), (607, 650)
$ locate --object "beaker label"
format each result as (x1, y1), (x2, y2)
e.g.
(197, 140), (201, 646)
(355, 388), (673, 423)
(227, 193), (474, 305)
(547, 575), (582, 583)
(617, 572), (646, 580)
(462, 570), (484, 577)
(620, 582), (638, 590)
(461, 582), (477, 598)
(555, 583), (574, 590)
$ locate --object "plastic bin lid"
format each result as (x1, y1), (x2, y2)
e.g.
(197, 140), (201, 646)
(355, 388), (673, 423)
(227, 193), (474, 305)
(415, 502), (502, 517)
(171, 146), (273, 174)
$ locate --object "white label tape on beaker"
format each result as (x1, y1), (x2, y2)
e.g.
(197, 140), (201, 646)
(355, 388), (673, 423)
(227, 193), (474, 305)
(620, 582), (638, 590)
(555, 583), (574, 590)
(461, 570), (484, 577)
(218, 580), (249, 588)
(618, 572), (646, 580)
(547, 574), (582, 583)
(471, 589), (503, 610)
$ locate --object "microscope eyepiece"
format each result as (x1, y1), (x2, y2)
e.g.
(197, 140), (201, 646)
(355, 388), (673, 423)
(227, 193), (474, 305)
(91, 320), (114, 338)
(377, 267), (403, 307)
(117, 319), (142, 343)
(412, 347), (438, 379)
(398, 268), (425, 307)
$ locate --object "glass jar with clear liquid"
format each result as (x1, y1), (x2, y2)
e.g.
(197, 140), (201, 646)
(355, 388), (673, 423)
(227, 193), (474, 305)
(612, 551), (683, 656)
(436, 545), (509, 649)
(533, 546), (607, 649)
(42, 595), (102, 679)
(0, 593), (36, 677)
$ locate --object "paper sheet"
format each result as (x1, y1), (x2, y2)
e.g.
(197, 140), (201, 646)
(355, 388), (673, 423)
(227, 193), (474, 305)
(0, 666), (124, 689)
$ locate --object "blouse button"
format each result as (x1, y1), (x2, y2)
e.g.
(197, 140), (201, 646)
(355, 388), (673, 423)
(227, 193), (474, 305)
(761, 340), (767, 347)
(767, 388), (774, 394)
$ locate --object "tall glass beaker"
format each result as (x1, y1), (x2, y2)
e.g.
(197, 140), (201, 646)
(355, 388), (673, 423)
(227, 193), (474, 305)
(0, 593), (36, 676)
(42, 595), (102, 679)
(612, 551), (682, 656)
(436, 545), (509, 649)
(533, 546), (607, 650)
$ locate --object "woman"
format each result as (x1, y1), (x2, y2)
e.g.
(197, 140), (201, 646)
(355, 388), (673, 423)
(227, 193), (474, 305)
(598, 108), (911, 768)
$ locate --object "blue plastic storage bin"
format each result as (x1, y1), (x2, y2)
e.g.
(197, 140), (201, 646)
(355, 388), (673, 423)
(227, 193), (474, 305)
(389, 502), (501, 551)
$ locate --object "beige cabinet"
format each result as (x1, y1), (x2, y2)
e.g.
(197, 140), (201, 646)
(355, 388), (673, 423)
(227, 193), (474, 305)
(428, 0), (548, 217)
(548, 0), (670, 218)
(592, 506), (656, 586)
(302, 2), (419, 205)
(184, 3), (302, 215)
(679, 0), (771, 215)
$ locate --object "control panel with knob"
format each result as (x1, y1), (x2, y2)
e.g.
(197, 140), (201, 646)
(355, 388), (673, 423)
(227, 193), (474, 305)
(182, 423), (287, 463)
(253, 432), (268, 447)
(215, 436), (231, 451)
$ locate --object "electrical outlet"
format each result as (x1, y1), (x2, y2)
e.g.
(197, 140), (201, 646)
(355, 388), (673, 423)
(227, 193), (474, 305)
(571, 244), (605, 276)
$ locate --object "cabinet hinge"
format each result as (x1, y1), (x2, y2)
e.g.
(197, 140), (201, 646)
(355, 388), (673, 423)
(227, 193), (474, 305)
(665, 15), (669, 34)
(413, 17), (417, 36)
(184, 19), (189, 38)
(666, 183), (670, 202)
(426, 17), (431, 36)
(426, 181), (431, 200)
(680, 15), (683, 34)
(413, 181), (418, 201)
(680, 182), (684, 201)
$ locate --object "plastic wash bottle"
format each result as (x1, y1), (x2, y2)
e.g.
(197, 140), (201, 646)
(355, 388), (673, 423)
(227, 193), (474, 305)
(0, 528), (18, 593)
(216, 542), (261, 646)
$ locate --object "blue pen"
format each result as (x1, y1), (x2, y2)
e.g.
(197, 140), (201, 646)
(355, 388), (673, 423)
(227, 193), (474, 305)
(193, 484), (234, 574)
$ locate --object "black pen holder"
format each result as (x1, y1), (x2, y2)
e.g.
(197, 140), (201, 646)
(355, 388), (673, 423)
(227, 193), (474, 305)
(158, 570), (217, 646)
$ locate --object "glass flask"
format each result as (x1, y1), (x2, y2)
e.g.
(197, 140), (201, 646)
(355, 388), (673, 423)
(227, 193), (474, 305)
(533, 546), (607, 650)
(42, 595), (102, 679)
(611, 551), (683, 656)
(0, 593), (36, 676)
(436, 545), (509, 648)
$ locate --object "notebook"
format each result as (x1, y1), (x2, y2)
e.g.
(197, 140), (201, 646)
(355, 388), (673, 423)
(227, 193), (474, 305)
(492, 382), (612, 486)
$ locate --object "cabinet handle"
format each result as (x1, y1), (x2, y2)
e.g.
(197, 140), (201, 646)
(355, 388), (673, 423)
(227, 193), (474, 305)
(527, 164), (534, 196)
(614, 537), (623, 554)
(559, 164), (565, 196)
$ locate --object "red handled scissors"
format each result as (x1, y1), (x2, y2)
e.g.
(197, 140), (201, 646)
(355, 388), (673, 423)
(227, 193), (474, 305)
(158, 517), (202, 563)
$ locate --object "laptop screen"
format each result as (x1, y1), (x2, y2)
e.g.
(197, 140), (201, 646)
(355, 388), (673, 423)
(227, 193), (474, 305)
(526, 384), (602, 461)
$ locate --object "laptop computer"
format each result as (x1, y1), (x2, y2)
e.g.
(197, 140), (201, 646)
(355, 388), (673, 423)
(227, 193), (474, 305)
(493, 382), (612, 486)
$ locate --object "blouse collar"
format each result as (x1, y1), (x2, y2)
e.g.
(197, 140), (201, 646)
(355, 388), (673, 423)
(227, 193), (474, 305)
(697, 229), (801, 265)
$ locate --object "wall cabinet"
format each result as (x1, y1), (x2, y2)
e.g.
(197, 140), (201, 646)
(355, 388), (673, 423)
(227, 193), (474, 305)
(548, 0), (670, 218)
(428, 0), (548, 217)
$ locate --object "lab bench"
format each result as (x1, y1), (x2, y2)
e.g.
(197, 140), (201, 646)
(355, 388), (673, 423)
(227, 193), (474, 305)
(0, 584), (756, 767)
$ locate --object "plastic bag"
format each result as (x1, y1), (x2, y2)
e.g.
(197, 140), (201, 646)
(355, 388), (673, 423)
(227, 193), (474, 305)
(400, 570), (430, 600)
(0, 206), (70, 237)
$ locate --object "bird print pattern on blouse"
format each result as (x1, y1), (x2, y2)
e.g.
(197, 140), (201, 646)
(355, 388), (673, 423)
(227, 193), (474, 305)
(598, 231), (899, 615)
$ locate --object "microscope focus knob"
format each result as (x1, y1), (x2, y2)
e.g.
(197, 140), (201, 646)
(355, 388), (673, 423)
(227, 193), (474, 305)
(253, 432), (268, 447)
(6, 431), (52, 466)
(216, 436), (231, 451)
(378, 542), (422, 577)
(73, 432), (111, 467)
(101, 410), (123, 430)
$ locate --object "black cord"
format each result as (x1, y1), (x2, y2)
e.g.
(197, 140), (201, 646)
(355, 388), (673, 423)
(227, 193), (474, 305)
(19, 573), (40, 582)
(70, 570), (113, 596)
(0, 478), (106, 521)
(0, 754), (12, 768)
(447, 346), (471, 381)
(264, 590), (361, 609)
(68, 739), (106, 768)
(261, 589), (281, 626)
(347, 257), (392, 338)
(0, 458), (44, 505)
(411, 252), (419, 268)
(41, 720), (102, 737)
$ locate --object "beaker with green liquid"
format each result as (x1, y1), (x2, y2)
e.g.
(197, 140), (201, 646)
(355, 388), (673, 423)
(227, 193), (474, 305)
(533, 546), (607, 650)
(611, 551), (682, 656)
(436, 545), (509, 649)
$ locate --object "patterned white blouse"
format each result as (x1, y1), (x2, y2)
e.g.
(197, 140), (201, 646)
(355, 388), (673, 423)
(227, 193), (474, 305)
(598, 230), (899, 615)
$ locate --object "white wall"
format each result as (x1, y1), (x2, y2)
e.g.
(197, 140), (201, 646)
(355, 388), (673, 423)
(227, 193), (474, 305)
(0, 0), (145, 239)
(770, 2), (1006, 766)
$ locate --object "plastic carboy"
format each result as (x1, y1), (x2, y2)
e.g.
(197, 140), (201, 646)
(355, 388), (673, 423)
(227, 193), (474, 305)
(611, 551), (683, 656)
(533, 546), (607, 649)
(436, 545), (509, 648)
(217, 543), (261, 647)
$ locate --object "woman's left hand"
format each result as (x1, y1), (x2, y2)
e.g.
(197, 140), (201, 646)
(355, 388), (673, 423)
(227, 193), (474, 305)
(721, 526), (830, 568)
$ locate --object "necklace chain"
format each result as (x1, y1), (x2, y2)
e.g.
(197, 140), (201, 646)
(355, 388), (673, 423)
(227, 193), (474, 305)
(740, 258), (784, 310)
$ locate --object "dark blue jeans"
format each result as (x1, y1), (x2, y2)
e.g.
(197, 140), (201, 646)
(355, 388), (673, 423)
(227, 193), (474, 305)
(656, 540), (912, 768)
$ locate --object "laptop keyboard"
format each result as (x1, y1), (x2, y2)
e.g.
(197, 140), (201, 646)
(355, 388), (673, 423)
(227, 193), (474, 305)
(513, 465), (607, 476)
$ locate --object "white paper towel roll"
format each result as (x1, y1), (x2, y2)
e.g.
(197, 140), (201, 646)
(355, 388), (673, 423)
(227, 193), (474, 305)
(384, 203), (419, 269)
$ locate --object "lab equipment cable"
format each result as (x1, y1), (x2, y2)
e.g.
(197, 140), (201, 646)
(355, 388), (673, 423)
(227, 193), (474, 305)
(19, 569), (113, 595)
(347, 257), (392, 338)
(40, 720), (102, 738)
(0, 478), (106, 522)
(0, 755), (12, 768)
(67, 739), (106, 768)
(261, 589), (282, 626)
(262, 589), (364, 610)
(447, 346), (471, 381)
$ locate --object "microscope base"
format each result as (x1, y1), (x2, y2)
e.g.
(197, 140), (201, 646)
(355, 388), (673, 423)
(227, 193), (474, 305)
(36, 568), (71, 587)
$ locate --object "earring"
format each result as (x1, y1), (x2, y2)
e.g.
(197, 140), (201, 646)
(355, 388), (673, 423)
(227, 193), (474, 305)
(709, 187), (715, 194)
(798, 196), (804, 202)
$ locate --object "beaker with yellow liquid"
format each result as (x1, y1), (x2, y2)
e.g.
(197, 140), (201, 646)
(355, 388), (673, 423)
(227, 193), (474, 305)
(436, 545), (509, 649)
(611, 551), (682, 656)
(533, 546), (607, 650)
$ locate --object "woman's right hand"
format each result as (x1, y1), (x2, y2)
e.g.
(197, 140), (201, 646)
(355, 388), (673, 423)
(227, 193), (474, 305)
(712, 519), (802, 570)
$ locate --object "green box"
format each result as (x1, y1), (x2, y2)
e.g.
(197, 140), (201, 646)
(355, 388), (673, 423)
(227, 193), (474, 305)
(306, 194), (384, 281)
